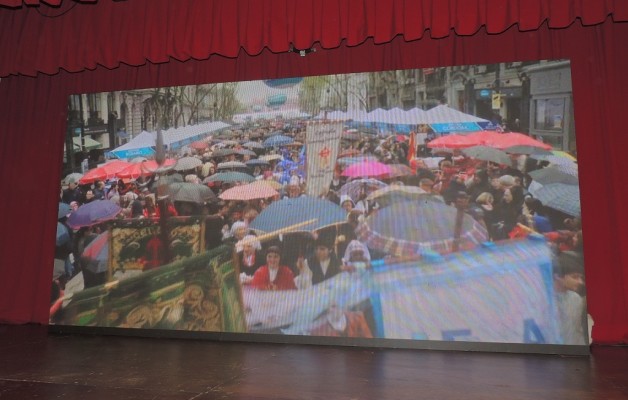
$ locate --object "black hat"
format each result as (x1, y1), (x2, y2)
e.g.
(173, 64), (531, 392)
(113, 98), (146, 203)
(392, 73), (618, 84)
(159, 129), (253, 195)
(266, 246), (281, 256)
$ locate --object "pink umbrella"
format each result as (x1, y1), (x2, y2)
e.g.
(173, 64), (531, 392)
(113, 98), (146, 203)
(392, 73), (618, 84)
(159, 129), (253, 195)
(219, 182), (279, 201)
(116, 159), (176, 179)
(342, 161), (391, 178)
(79, 160), (132, 184)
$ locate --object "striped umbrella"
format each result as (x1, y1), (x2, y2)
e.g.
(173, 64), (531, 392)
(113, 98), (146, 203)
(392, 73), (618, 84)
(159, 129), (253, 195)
(356, 200), (488, 256)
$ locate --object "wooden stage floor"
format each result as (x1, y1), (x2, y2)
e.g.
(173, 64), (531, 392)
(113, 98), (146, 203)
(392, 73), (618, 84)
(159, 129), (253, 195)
(0, 324), (626, 400)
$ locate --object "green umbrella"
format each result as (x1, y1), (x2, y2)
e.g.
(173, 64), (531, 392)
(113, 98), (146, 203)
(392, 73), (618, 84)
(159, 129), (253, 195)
(203, 171), (255, 184)
(167, 182), (217, 204)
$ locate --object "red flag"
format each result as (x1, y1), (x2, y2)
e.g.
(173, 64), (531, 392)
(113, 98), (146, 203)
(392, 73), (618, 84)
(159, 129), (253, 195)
(407, 131), (416, 161)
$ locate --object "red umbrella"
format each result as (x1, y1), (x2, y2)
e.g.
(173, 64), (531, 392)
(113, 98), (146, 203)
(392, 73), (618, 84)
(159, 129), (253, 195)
(79, 160), (132, 184)
(342, 161), (391, 178)
(190, 141), (209, 150)
(428, 131), (551, 151)
(116, 159), (176, 179)
(427, 134), (479, 149)
(489, 132), (552, 150)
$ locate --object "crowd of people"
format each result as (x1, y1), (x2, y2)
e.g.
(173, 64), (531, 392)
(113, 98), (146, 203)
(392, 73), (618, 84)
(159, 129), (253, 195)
(54, 118), (586, 341)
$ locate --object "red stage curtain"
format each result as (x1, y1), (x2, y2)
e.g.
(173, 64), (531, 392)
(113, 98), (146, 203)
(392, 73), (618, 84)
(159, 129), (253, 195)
(1, 0), (628, 77)
(0, 1), (627, 343)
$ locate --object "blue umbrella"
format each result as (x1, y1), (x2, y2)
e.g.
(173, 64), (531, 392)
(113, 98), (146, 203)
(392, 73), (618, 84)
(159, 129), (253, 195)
(203, 171), (255, 184)
(81, 231), (109, 273)
(58, 202), (72, 220)
(250, 196), (347, 233)
(67, 200), (122, 229)
(263, 135), (294, 148)
(56, 222), (70, 247)
(243, 141), (264, 149)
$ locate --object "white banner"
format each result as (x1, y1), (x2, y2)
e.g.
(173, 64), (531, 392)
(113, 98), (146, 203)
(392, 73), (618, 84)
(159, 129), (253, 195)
(305, 122), (343, 197)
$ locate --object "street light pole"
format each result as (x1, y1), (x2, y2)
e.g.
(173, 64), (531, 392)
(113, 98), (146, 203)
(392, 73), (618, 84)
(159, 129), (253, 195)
(155, 103), (171, 266)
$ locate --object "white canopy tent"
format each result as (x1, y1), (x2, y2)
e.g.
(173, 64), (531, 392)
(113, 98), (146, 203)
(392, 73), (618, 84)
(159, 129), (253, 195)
(424, 105), (489, 124)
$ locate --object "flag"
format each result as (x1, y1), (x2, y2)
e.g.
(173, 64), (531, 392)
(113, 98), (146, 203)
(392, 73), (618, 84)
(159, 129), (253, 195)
(407, 131), (416, 161)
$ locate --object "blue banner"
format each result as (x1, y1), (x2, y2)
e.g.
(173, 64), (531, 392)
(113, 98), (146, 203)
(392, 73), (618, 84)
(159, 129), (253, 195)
(430, 122), (482, 133)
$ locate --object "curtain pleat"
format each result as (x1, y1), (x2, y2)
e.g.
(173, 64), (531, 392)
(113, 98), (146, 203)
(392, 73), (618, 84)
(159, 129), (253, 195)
(1, 0), (627, 77)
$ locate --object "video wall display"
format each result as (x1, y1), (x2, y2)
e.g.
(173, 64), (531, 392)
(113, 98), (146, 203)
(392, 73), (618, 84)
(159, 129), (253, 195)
(52, 60), (589, 350)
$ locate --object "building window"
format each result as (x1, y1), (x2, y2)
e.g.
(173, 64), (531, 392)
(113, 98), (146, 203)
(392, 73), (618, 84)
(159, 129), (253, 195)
(534, 98), (565, 131)
(87, 94), (101, 120)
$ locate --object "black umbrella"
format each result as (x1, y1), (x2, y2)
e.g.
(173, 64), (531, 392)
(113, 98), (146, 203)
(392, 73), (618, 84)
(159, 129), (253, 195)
(167, 182), (217, 204)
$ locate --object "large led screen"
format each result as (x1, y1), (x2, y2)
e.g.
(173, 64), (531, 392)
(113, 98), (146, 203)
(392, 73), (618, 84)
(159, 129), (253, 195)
(51, 60), (589, 350)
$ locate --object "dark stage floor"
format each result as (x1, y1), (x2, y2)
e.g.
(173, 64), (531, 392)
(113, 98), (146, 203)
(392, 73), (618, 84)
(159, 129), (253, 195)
(0, 325), (627, 400)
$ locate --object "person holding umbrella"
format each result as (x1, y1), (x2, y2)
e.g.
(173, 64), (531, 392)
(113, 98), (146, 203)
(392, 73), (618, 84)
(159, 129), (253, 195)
(250, 246), (297, 291)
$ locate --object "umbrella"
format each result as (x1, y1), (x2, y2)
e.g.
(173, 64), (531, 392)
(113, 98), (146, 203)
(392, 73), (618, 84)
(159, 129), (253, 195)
(167, 182), (217, 204)
(190, 141), (209, 150)
(250, 179), (282, 190)
(211, 148), (237, 158)
(504, 145), (552, 155)
(66, 200), (122, 229)
(533, 183), (581, 217)
(152, 173), (184, 191)
(250, 196), (347, 233)
(530, 153), (577, 166)
(219, 182), (278, 201)
(528, 166), (579, 185)
(427, 134), (479, 149)
(79, 160), (132, 184)
(56, 222), (70, 246)
(551, 150), (577, 161)
(81, 231), (110, 273)
(63, 172), (84, 185)
(489, 132), (552, 150)
(342, 161), (391, 178)
(117, 159), (176, 179)
(243, 141), (265, 149)
(203, 171), (255, 184)
(336, 155), (379, 167)
(130, 157), (149, 163)
(462, 146), (511, 165)
(338, 149), (362, 158)
(58, 202), (72, 220)
(217, 161), (247, 170)
(338, 178), (387, 201)
(385, 164), (414, 178)
(174, 157), (203, 171)
(245, 159), (270, 167)
(366, 186), (437, 207)
(342, 132), (362, 141)
(236, 149), (257, 156)
(260, 154), (283, 162)
(267, 130), (285, 137)
(356, 200), (488, 256)
(264, 135), (294, 147)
